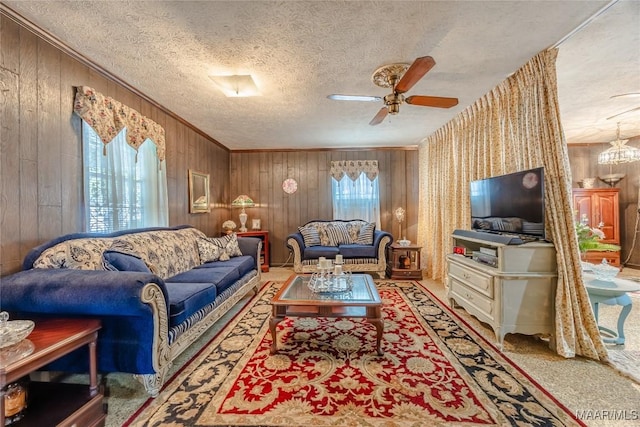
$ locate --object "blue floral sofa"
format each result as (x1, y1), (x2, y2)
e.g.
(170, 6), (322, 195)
(286, 220), (393, 278)
(0, 225), (261, 396)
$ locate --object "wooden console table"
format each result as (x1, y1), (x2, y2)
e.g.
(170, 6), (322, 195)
(0, 318), (105, 426)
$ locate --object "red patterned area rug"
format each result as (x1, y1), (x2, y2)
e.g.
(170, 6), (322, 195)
(125, 280), (583, 427)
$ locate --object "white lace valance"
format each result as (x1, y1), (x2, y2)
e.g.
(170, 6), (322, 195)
(73, 86), (166, 161)
(330, 160), (379, 182)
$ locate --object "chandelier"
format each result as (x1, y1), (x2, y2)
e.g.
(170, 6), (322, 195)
(597, 122), (640, 165)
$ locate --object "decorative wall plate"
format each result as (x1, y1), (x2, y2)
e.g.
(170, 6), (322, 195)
(282, 178), (298, 194)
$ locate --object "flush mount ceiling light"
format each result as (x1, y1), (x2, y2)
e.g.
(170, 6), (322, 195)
(597, 122), (640, 165)
(209, 74), (260, 97)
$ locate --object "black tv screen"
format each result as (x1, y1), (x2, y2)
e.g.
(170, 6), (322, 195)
(470, 167), (545, 239)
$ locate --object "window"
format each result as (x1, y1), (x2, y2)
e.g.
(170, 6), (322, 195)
(83, 121), (168, 232)
(331, 173), (381, 227)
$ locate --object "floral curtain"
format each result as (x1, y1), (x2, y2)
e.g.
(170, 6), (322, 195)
(330, 160), (379, 181)
(417, 49), (607, 360)
(73, 86), (166, 162)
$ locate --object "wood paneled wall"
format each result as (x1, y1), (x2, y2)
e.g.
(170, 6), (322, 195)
(229, 150), (419, 265)
(0, 14), (230, 275)
(0, 13), (419, 276)
(568, 138), (640, 268)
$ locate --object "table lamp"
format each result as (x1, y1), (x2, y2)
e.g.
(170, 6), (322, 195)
(232, 195), (255, 232)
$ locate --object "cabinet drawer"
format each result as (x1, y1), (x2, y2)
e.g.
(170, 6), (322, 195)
(449, 279), (495, 321)
(448, 262), (493, 298)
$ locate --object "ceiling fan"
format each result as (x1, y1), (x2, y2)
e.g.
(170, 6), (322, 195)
(328, 56), (459, 125)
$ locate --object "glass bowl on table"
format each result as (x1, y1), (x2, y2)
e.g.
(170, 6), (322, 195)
(0, 311), (35, 349)
(591, 259), (619, 282)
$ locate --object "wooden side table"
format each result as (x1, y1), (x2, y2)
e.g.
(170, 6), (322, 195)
(386, 243), (423, 280)
(0, 318), (105, 426)
(237, 230), (269, 272)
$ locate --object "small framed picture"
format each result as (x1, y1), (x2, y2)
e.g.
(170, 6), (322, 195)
(252, 219), (261, 230)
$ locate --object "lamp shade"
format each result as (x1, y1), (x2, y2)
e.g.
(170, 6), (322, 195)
(232, 195), (255, 209)
(232, 195), (255, 233)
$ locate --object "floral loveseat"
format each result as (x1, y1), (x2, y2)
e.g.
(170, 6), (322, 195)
(286, 220), (393, 278)
(0, 225), (261, 396)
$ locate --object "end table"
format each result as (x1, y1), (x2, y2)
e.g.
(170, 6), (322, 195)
(386, 242), (423, 280)
(0, 318), (105, 426)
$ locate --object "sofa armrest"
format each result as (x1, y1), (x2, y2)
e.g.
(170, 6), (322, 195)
(286, 233), (306, 272)
(373, 230), (393, 249)
(0, 268), (171, 376)
(237, 236), (261, 271)
(0, 269), (168, 316)
(286, 233), (306, 251)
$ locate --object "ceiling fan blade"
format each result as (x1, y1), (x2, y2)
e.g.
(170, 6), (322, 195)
(394, 56), (435, 94)
(327, 94), (382, 102)
(606, 106), (640, 120)
(405, 95), (459, 108)
(369, 107), (388, 126)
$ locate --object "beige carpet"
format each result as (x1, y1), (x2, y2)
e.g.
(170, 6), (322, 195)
(94, 267), (640, 427)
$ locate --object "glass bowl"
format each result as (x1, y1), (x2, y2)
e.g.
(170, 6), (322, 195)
(591, 260), (619, 282)
(580, 261), (595, 272)
(0, 312), (35, 349)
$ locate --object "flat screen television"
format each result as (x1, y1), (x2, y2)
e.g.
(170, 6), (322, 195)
(470, 167), (545, 240)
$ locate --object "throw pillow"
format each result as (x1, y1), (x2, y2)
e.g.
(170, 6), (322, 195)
(199, 234), (243, 262)
(103, 250), (151, 273)
(326, 223), (351, 245)
(346, 220), (367, 243)
(355, 222), (375, 244)
(314, 223), (333, 246)
(33, 238), (113, 270)
(108, 239), (160, 275)
(298, 224), (321, 247)
(197, 238), (222, 263)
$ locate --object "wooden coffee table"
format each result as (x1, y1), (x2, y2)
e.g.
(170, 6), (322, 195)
(269, 274), (384, 355)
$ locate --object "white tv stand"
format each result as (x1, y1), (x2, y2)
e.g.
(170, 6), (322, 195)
(446, 229), (557, 349)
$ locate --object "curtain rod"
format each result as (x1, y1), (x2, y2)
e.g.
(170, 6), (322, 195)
(551, 0), (619, 49)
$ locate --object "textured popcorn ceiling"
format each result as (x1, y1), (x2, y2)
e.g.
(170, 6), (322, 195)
(3, 1), (639, 149)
